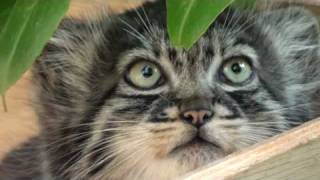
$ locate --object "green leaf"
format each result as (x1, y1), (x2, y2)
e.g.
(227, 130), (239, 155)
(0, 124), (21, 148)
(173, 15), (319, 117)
(167, 0), (234, 49)
(0, 0), (69, 95)
(0, 2), (16, 32)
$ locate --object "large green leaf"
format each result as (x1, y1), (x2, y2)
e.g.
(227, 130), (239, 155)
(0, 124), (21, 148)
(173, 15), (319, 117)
(167, 0), (234, 49)
(0, 0), (69, 95)
(166, 0), (257, 49)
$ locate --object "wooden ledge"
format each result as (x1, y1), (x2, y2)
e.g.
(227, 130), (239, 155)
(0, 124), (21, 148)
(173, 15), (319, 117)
(181, 119), (320, 180)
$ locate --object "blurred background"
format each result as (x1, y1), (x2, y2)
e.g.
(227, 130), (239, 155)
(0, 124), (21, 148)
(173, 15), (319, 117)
(0, 0), (319, 160)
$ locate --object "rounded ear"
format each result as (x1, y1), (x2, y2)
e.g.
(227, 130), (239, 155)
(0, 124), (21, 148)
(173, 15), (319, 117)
(31, 18), (95, 125)
(257, 6), (320, 81)
(32, 16), (117, 124)
(33, 18), (94, 89)
(33, 16), (116, 94)
(257, 7), (320, 101)
(255, 6), (320, 119)
(258, 7), (319, 56)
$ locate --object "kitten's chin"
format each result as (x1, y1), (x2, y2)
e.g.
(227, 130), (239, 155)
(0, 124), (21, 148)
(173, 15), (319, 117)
(169, 137), (225, 169)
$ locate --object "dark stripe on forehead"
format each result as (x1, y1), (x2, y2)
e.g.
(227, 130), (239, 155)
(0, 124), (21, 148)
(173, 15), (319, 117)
(205, 48), (214, 58)
(233, 35), (253, 47)
(167, 47), (177, 61)
(153, 48), (160, 58)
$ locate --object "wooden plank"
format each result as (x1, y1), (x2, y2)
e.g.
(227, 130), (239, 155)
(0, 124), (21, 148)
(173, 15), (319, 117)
(180, 119), (320, 180)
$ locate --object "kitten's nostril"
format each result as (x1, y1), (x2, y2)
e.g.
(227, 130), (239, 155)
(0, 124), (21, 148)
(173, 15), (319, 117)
(182, 110), (213, 127)
(202, 111), (213, 121)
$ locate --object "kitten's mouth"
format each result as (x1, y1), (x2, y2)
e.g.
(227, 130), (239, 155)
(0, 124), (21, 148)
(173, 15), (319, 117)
(171, 135), (221, 154)
(168, 134), (225, 168)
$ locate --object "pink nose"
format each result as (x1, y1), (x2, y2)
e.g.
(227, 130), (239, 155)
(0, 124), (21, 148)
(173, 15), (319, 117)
(182, 110), (213, 127)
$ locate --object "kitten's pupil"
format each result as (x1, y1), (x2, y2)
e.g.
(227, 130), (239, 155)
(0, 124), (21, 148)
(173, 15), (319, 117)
(142, 66), (154, 78)
(231, 63), (242, 74)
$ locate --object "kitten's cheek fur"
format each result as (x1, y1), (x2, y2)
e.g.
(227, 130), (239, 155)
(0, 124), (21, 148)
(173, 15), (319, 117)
(200, 119), (248, 153)
(144, 122), (196, 158)
(101, 123), (196, 179)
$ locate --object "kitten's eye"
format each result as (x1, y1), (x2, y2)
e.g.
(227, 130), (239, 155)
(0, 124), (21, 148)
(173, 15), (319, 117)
(126, 61), (162, 89)
(221, 58), (253, 84)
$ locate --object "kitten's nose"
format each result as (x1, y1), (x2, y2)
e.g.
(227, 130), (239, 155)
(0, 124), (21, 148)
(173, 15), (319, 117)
(182, 110), (213, 127)
(180, 96), (214, 127)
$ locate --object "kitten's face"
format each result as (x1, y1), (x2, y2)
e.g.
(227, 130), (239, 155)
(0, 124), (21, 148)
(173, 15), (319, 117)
(34, 1), (320, 180)
(101, 21), (285, 175)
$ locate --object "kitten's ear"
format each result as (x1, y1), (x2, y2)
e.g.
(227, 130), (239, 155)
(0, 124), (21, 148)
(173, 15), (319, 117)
(259, 7), (319, 57)
(33, 16), (113, 90)
(259, 7), (320, 97)
(34, 18), (100, 85)
(32, 17), (115, 114)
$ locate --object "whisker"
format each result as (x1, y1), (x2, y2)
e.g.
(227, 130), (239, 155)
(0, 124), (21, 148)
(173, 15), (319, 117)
(133, 7), (152, 37)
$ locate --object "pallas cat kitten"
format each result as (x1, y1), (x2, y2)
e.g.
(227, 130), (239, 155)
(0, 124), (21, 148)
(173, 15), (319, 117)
(1, 0), (320, 180)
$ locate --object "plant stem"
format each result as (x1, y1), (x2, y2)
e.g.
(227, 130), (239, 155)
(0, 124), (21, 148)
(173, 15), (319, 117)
(1, 94), (8, 112)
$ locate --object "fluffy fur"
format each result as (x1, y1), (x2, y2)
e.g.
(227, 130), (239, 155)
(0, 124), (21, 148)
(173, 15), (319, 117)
(1, 1), (320, 180)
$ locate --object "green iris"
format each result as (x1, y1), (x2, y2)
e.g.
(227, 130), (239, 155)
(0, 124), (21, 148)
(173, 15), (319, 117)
(127, 61), (161, 89)
(222, 59), (253, 84)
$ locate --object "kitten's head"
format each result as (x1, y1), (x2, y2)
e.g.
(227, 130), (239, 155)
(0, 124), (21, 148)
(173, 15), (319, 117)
(33, 1), (320, 180)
